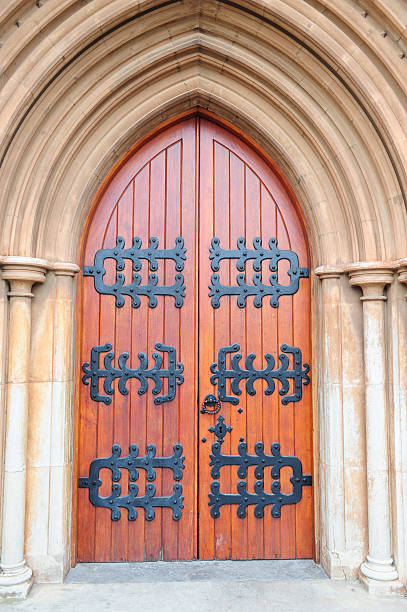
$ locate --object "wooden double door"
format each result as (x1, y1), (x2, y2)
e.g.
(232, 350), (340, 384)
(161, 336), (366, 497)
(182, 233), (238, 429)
(76, 115), (312, 562)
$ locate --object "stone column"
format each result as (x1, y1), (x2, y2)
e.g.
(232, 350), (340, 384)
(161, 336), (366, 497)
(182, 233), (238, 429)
(0, 257), (48, 599)
(346, 263), (400, 593)
(396, 259), (407, 584)
(24, 262), (79, 582)
(48, 263), (79, 579)
(314, 266), (346, 577)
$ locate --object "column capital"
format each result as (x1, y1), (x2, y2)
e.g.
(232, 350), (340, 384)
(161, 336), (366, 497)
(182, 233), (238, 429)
(53, 262), (80, 277)
(314, 265), (344, 280)
(344, 262), (396, 300)
(1, 256), (49, 297)
(397, 257), (407, 286)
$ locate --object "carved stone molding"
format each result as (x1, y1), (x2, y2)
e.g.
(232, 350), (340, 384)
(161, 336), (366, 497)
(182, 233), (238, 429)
(314, 264), (344, 280)
(397, 258), (407, 295)
(1, 256), (49, 296)
(345, 261), (396, 301)
(53, 262), (80, 277)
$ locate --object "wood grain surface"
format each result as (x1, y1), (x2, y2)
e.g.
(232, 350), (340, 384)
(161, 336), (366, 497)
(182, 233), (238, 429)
(76, 115), (312, 561)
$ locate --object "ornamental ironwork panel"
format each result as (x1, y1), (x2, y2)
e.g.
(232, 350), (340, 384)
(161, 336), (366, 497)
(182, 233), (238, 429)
(79, 443), (185, 521)
(82, 342), (184, 405)
(208, 237), (308, 308)
(83, 236), (186, 308)
(207, 416), (312, 519)
(210, 343), (309, 405)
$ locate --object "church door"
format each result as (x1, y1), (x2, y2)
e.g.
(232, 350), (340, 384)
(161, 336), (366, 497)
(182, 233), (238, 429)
(76, 115), (313, 561)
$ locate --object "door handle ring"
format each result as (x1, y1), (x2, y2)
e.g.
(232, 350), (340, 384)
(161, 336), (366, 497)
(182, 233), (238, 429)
(201, 394), (221, 415)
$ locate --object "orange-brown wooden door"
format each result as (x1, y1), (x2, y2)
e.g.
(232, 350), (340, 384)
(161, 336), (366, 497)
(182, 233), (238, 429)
(197, 119), (312, 559)
(77, 119), (198, 561)
(76, 115), (312, 562)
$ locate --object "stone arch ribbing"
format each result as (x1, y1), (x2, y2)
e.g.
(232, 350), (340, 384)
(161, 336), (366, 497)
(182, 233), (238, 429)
(0, 0), (405, 265)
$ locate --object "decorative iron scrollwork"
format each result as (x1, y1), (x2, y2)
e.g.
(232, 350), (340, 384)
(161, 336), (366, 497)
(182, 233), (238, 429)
(207, 416), (312, 519)
(84, 236), (186, 308)
(210, 343), (309, 405)
(79, 443), (185, 521)
(209, 479), (311, 519)
(82, 343), (184, 405)
(208, 237), (308, 308)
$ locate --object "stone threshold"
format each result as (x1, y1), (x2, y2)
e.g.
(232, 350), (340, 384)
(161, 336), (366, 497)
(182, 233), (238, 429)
(66, 559), (327, 584)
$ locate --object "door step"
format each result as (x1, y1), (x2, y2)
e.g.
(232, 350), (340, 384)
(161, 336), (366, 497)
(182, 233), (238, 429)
(66, 560), (326, 583)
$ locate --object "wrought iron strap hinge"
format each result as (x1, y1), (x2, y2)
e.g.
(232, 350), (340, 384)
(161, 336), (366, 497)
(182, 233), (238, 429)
(209, 478), (311, 519)
(210, 435), (308, 482)
(210, 343), (309, 405)
(79, 443), (185, 521)
(82, 342), (184, 404)
(207, 415), (312, 519)
(209, 237), (308, 308)
(83, 236), (186, 308)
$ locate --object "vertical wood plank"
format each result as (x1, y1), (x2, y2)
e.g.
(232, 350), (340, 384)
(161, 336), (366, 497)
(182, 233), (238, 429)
(260, 186), (279, 559)
(229, 151), (248, 559)
(111, 184), (133, 561)
(177, 119), (198, 560)
(276, 211), (296, 558)
(213, 139), (232, 560)
(244, 165), (264, 559)
(94, 210), (117, 561)
(77, 250), (98, 561)
(145, 152), (166, 560)
(274, 193), (313, 559)
(128, 168), (150, 560)
(294, 272), (313, 558)
(198, 118), (216, 560)
(162, 142), (181, 560)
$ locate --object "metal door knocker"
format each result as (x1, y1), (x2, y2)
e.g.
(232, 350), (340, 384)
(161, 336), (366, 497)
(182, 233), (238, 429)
(201, 394), (221, 414)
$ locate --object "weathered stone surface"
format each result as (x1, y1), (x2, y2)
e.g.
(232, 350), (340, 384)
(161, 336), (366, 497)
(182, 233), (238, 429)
(3, 570), (407, 611)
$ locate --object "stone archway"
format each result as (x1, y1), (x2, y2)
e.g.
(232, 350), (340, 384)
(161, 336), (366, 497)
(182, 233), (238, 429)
(0, 0), (406, 597)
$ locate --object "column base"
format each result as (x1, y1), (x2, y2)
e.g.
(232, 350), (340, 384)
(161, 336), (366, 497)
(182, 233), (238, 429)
(359, 557), (404, 596)
(0, 562), (33, 599)
(360, 555), (398, 581)
(359, 571), (405, 596)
